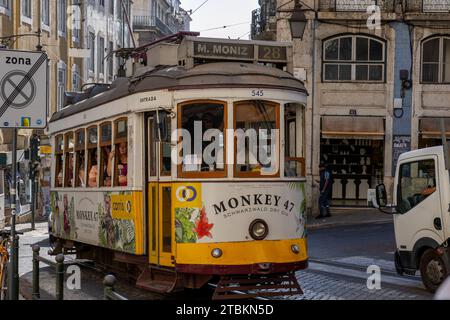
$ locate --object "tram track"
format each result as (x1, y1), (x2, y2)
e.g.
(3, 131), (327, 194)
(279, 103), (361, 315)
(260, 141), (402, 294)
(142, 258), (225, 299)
(305, 258), (428, 294)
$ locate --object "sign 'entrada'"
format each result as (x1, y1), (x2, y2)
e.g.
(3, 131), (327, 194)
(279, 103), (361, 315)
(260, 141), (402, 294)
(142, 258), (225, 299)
(193, 40), (288, 62)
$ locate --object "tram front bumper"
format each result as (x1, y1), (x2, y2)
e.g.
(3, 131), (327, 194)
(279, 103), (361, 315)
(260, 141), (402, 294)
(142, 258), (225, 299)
(175, 238), (308, 275)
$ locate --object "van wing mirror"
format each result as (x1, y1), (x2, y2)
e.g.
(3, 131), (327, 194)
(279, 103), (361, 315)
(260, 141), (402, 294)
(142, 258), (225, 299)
(375, 183), (388, 208)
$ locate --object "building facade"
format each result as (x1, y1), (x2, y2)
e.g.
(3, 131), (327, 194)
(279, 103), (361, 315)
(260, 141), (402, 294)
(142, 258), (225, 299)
(132, 0), (191, 46)
(251, 0), (277, 41)
(272, 0), (450, 213)
(80, 0), (132, 86)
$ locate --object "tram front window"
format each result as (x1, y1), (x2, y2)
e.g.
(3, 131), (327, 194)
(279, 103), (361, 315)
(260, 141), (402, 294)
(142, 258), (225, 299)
(179, 101), (225, 176)
(234, 101), (279, 177)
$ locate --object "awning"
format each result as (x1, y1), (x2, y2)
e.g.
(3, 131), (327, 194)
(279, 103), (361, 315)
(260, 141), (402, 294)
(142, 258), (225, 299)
(420, 118), (450, 138)
(321, 116), (385, 140)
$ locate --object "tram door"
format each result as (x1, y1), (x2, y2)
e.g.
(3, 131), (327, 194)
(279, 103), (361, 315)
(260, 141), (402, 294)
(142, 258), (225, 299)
(147, 112), (174, 267)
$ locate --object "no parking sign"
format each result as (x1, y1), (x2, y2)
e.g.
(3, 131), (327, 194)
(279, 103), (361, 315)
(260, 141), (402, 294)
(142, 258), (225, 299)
(0, 49), (48, 128)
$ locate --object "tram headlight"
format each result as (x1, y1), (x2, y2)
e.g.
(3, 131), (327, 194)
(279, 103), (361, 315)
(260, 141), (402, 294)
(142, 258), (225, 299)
(211, 248), (223, 258)
(249, 219), (268, 240)
(291, 244), (300, 254)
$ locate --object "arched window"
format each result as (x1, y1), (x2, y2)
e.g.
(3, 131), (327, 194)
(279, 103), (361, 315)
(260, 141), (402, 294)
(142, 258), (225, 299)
(422, 36), (450, 83)
(323, 34), (385, 82)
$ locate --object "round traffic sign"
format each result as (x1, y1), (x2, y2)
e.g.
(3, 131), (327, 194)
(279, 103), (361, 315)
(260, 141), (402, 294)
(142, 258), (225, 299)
(0, 70), (36, 109)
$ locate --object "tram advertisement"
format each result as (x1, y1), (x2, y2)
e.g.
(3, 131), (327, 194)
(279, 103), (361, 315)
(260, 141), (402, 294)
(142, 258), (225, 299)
(50, 191), (143, 254)
(174, 182), (306, 244)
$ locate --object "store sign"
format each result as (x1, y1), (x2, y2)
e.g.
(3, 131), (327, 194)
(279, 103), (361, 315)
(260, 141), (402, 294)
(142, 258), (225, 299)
(173, 182), (306, 244)
(423, 0), (450, 12)
(336, 0), (376, 11)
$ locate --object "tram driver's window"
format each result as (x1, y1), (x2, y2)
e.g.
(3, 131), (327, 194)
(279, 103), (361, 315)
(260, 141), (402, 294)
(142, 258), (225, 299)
(234, 101), (279, 177)
(179, 101), (225, 176)
(397, 159), (436, 214)
(284, 104), (306, 177)
(55, 135), (64, 187)
(100, 122), (112, 187)
(75, 129), (86, 187)
(111, 118), (128, 187)
(87, 126), (98, 188)
(64, 132), (75, 187)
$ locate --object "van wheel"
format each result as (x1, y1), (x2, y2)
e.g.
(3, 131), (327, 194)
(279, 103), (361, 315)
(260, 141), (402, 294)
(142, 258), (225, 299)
(419, 248), (448, 293)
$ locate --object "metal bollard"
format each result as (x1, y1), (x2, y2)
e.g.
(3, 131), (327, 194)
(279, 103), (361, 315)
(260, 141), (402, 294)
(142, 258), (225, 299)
(55, 254), (65, 300)
(32, 245), (40, 299)
(103, 274), (116, 300)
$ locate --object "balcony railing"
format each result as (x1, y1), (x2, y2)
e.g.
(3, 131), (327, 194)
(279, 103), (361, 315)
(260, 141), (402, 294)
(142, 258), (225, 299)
(133, 15), (156, 29)
(133, 15), (179, 35)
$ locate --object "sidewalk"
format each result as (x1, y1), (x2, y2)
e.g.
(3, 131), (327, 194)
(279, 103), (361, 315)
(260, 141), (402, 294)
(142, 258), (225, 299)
(306, 207), (393, 230)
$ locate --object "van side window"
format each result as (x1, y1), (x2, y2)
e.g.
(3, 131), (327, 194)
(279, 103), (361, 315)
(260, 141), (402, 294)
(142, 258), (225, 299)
(398, 159), (436, 214)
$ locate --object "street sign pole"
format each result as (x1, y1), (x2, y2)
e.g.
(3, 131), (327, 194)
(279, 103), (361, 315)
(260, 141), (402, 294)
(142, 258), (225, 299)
(9, 128), (19, 300)
(0, 49), (49, 300)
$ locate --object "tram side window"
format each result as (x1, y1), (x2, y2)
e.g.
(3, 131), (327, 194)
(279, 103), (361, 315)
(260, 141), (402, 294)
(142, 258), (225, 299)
(234, 101), (279, 177)
(87, 126), (98, 188)
(179, 101), (225, 176)
(64, 132), (75, 187)
(55, 135), (64, 187)
(75, 129), (86, 187)
(100, 122), (113, 187)
(110, 118), (128, 187)
(284, 104), (306, 177)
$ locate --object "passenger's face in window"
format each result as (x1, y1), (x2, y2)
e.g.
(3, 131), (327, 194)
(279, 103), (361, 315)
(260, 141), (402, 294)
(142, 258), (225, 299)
(118, 142), (127, 155)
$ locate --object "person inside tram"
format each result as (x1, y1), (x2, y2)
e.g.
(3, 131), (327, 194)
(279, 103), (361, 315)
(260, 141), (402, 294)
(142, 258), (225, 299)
(67, 153), (74, 187)
(107, 142), (128, 186)
(101, 147), (112, 187)
(88, 149), (98, 187)
(78, 159), (86, 187)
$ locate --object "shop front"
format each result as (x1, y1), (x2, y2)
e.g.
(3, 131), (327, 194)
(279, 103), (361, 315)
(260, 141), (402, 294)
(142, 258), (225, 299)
(419, 118), (450, 149)
(320, 116), (385, 207)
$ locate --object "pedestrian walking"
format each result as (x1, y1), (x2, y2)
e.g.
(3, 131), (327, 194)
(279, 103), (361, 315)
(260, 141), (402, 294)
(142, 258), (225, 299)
(316, 162), (333, 219)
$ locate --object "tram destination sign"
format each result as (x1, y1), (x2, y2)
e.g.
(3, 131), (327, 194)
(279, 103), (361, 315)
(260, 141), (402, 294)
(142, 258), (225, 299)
(0, 49), (48, 129)
(193, 40), (288, 63)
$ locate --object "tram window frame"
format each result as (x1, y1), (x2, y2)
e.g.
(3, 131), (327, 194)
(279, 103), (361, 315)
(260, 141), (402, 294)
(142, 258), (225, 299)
(160, 112), (172, 177)
(87, 125), (99, 188)
(148, 115), (157, 177)
(99, 121), (113, 187)
(233, 100), (280, 178)
(284, 103), (306, 178)
(75, 128), (86, 187)
(177, 100), (227, 179)
(54, 134), (64, 188)
(112, 117), (128, 187)
(64, 132), (75, 188)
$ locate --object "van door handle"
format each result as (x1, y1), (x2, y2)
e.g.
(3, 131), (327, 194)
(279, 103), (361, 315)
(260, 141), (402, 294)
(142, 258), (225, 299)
(434, 218), (442, 230)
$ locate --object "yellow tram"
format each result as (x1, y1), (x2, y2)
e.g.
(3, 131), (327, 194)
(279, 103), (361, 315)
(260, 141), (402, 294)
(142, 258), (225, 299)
(48, 37), (308, 298)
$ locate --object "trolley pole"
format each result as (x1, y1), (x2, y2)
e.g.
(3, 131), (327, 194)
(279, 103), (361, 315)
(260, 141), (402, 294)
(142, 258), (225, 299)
(9, 128), (19, 300)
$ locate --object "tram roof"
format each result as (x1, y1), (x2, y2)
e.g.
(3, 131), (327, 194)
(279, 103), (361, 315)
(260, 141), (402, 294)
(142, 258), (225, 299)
(50, 62), (307, 123)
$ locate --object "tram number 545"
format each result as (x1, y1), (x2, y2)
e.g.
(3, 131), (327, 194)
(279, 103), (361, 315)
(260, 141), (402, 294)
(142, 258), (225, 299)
(251, 90), (264, 97)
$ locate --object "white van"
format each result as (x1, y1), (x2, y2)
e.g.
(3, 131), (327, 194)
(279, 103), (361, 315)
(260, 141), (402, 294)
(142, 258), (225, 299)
(375, 146), (450, 292)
